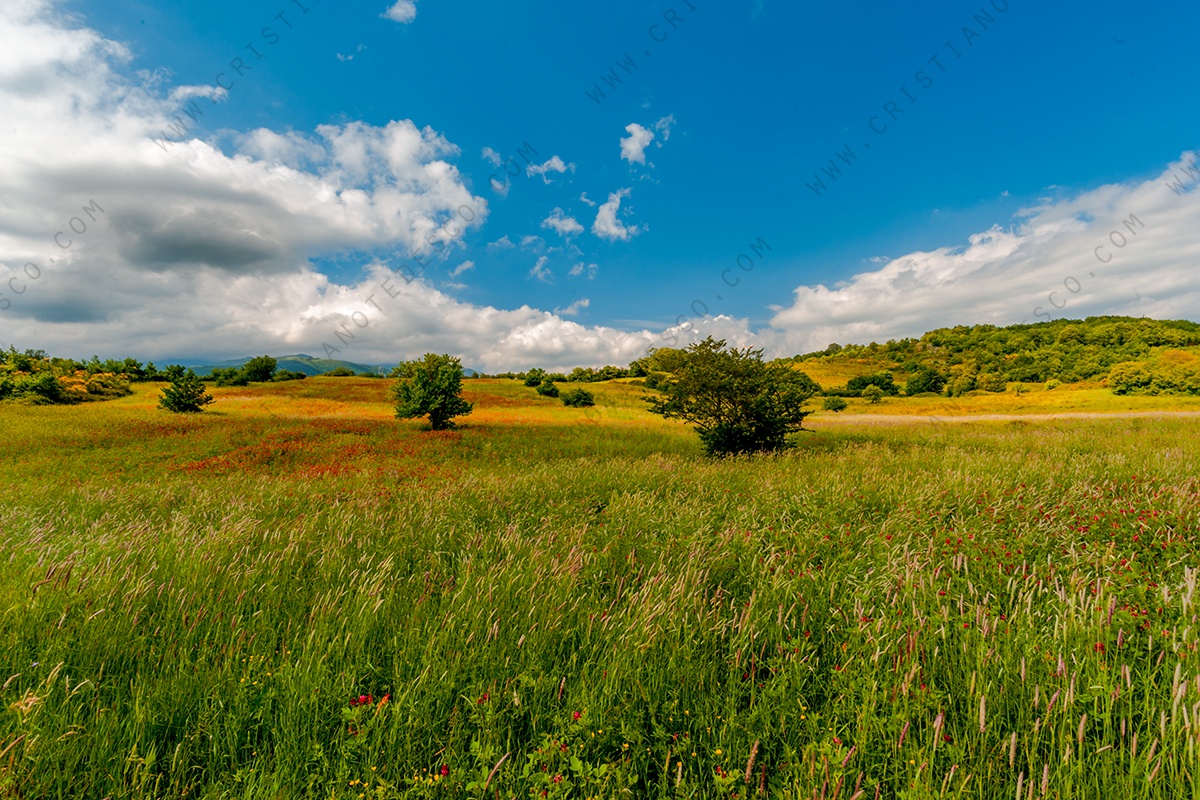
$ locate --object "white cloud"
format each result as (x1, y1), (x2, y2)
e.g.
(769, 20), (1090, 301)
(620, 123), (654, 165)
(766, 152), (1200, 354)
(383, 0), (418, 24)
(654, 115), (676, 142)
(526, 155), (575, 183)
(554, 298), (590, 317)
(541, 208), (584, 237)
(592, 189), (643, 241)
(621, 117), (675, 166)
(481, 146), (502, 166)
(486, 236), (515, 251)
(579, 192), (597, 207)
(529, 256), (553, 283)
(569, 262), (599, 279)
(450, 260), (474, 278)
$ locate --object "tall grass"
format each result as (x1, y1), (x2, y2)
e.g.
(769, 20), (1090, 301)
(0, 381), (1198, 797)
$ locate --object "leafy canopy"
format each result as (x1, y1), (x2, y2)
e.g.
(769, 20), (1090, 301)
(645, 337), (817, 456)
(390, 353), (474, 430)
(158, 368), (214, 413)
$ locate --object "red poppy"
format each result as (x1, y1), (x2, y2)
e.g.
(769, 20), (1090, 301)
(440, 764), (449, 777)
(572, 711), (581, 721)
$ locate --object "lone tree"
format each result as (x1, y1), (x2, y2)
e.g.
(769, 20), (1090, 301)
(645, 337), (818, 456)
(158, 367), (214, 413)
(391, 353), (474, 430)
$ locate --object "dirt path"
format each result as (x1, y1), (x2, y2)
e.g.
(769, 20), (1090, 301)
(811, 410), (1200, 425)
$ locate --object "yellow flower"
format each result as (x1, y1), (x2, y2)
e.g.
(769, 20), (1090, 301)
(715, 749), (723, 755)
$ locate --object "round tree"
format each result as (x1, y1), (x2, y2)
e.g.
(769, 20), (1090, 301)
(391, 353), (474, 430)
(645, 337), (817, 456)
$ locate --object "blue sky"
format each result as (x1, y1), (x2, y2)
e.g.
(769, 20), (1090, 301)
(1, 0), (1198, 369)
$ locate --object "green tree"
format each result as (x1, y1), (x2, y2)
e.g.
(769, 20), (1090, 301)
(906, 367), (946, 396)
(561, 388), (595, 407)
(822, 395), (848, 412)
(645, 337), (815, 456)
(391, 353), (474, 430)
(158, 368), (214, 413)
(861, 384), (884, 404)
(523, 368), (547, 387)
(535, 379), (560, 398)
(241, 355), (278, 383)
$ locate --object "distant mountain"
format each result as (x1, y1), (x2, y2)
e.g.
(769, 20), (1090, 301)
(188, 354), (386, 377)
(187, 354), (478, 377)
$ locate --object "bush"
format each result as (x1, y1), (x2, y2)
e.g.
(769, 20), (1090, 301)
(273, 370), (308, 381)
(391, 353), (474, 430)
(523, 368), (547, 387)
(208, 366), (248, 387)
(976, 373), (1007, 393)
(158, 368), (214, 413)
(822, 396), (848, 412)
(535, 380), (560, 398)
(324, 366), (356, 377)
(561, 388), (595, 407)
(862, 385), (884, 404)
(847, 371), (898, 396)
(645, 337), (816, 456)
(1045, 378), (1062, 390)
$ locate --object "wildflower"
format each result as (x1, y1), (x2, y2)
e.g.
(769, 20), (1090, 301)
(573, 711), (582, 721)
(440, 764), (449, 777)
(1094, 642), (1105, 653)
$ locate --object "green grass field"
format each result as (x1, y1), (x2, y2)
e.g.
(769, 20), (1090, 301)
(2, 379), (1199, 798)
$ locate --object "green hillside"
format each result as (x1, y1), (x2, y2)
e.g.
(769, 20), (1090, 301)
(190, 353), (384, 377)
(787, 315), (1200, 395)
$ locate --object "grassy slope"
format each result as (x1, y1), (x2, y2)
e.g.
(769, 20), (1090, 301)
(2, 380), (1199, 798)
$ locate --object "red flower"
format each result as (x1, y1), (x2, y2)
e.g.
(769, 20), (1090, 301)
(440, 764), (449, 777)
(572, 711), (581, 721)
(1094, 642), (1105, 653)
(553, 774), (563, 784)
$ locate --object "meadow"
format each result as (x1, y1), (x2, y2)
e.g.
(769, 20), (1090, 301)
(1, 378), (1199, 798)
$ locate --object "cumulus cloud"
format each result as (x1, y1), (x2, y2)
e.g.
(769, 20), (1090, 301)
(766, 152), (1200, 354)
(383, 0), (418, 24)
(541, 208), (584, 237)
(592, 189), (643, 241)
(621, 117), (675, 165)
(486, 236), (515, 251)
(620, 124), (654, 165)
(526, 155), (575, 183)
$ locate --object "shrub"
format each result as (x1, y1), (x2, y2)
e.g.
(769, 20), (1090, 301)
(158, 368), (214, 413)
(324, 366), (356, 377)
(561, 388), (595, 407)
(208, 367), (248, 387)
(822, 396), (848, 412)
(273, 370), (308, 381)
(391, 353), (474, 430)
(1045, 378), (1062, 390)
(862, 385), (884, 404)
(976, 373), (1007, 393)
(535, 380), (560, 398)
(523, 368), (547, 387)
(645, 337), (815, 456)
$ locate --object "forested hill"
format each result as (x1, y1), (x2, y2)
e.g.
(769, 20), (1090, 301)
(787, 316), (1200, 391)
